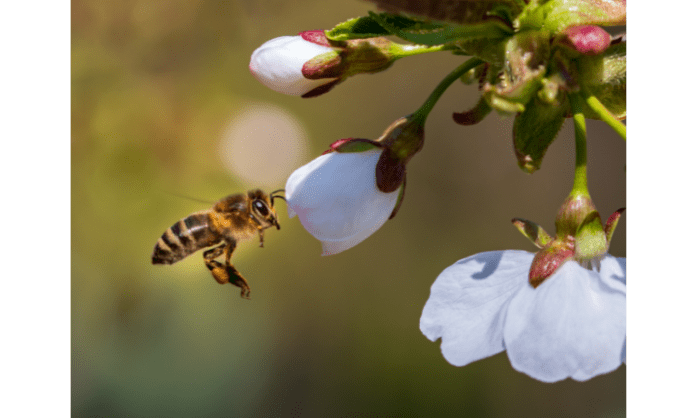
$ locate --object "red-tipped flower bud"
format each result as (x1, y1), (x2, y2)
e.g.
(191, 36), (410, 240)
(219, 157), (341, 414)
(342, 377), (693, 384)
(249, 32), (340, 97)
(557, 25), (612, 56)
(250, 30), (403, 98)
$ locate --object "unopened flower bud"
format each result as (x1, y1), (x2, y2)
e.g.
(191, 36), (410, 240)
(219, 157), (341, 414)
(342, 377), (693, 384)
(249, 33), (339, 97)
(250, 30), (402, 98)
(556, 25), (612, 56)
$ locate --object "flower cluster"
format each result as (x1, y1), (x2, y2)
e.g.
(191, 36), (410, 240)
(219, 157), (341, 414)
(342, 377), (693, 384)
(248, 0), (626, 383)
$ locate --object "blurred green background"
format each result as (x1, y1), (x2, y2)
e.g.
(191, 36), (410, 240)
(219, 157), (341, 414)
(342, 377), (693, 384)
(72, 1), (626, 416)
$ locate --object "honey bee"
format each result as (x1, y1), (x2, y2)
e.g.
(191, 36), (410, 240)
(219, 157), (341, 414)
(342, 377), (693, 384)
(152, 189), (285, 299)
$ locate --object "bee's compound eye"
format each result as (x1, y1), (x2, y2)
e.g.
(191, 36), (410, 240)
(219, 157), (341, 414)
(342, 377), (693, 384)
(254, 200), (269, 216)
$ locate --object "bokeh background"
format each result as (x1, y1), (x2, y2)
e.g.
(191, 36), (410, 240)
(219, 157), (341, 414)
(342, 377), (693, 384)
(71, 1), (626, 416)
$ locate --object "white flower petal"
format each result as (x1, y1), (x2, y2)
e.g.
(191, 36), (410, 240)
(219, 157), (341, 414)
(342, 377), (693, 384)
(318, 225), (379, 256)
(600, 256), (626, 364)
(503, 257), (626, 382)
(420, 251), (533, 367)
(597, 255), (626, 292)
(249, 36), (337, 96)
(285, 150), (399, 255)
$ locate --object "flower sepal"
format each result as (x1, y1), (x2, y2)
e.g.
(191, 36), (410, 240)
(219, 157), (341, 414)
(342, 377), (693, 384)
(300, 30), (396, 80)
(514, 192), (624, 287)
(529, 239), (575, 288)
(575, 210), (608, 264)
(604, 207), (626, 245)
(372, 115), (425, 194)
(512, 218), (553, 249)
(376, 149), (405, 194)
(325, 138), (383, 154)
(452, 96), (492, 126)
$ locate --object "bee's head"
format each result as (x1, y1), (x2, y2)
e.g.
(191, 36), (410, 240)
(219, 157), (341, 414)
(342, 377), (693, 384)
(248, 189), (285, 230)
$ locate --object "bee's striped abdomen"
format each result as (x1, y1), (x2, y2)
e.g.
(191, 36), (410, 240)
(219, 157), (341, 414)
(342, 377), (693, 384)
(152, 212), (219, 264)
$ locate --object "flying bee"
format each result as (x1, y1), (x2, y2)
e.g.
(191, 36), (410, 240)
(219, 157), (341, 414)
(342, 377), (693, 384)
(151, 189), (285, 299)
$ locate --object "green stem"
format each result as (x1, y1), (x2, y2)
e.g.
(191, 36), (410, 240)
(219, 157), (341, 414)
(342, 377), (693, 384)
(581, 89), (626, 141)
(391, 44), (450, 59)
(569, 93), (589, 195)
(412, 57), (484, 123)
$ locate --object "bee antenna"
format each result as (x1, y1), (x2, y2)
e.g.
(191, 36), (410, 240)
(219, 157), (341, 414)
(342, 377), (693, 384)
(271, 195), (286, 206)
(270, 189), (286, 206)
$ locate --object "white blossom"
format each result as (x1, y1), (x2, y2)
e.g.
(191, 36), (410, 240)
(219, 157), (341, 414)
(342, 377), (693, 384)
(285, 149), (400, 255)
(249, 36), (337, 96)
(420, 250), (626, 382)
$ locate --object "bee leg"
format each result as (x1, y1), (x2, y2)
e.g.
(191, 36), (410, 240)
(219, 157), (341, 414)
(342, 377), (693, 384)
(224, 241), (236, 265)
(204, 243), (231, 285)
(258, 228), (265, 248)
(225, 264), (252, 300)
(223, 241), (251, 299)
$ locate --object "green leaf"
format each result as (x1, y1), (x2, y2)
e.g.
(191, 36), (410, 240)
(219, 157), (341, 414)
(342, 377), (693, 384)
(453, 37), (507, 66)
(513, 93), (568, 173)
(368, 11), (512, 46)
(364, 0), (524, 25)
(579, 41), (626, 119)
(326, 14), (446, 42)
